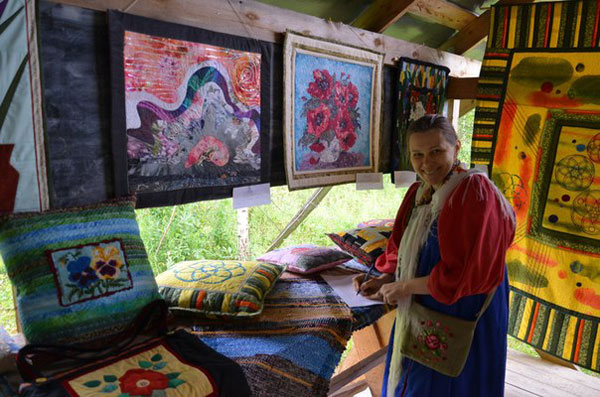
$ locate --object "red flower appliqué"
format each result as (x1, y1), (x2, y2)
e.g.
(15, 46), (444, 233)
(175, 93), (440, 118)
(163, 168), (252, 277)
(425, 334), (440, 350)
(307, 69), (333, 100)
(119, 369), (169, 396)
(306, 103), (331, 138)
(413, 320), (452, 361)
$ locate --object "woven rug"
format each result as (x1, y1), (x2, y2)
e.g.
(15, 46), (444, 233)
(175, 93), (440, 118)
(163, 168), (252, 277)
(473, 0), (600, 373)
(190, 275), (354, 396)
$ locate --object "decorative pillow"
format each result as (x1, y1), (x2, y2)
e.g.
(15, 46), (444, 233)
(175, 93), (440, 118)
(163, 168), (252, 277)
(357, 219), (394, 228)
(0, 198), (161, 344)
(156, 260), (284, 317)
(257, 244), (352, 274)
(327, 226), (393, 266)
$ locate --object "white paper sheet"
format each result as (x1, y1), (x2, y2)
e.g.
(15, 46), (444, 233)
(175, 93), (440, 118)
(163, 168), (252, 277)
(394, 170), (416, 188)
(232, 183), (271, 209)
(321, 273), (382, 307)
(356, 172), (384, 190)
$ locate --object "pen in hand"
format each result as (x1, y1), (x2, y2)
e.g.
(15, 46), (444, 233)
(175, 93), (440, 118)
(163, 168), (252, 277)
(356, 263), (376, 295)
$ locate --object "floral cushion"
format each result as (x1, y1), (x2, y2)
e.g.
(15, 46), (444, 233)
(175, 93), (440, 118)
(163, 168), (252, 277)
(327, 226), (393, 266)
(156, 260), (284, 317)
(0, 198), (160, 344)
(257, 244), (352, 274)
(357, 219), (394, 228)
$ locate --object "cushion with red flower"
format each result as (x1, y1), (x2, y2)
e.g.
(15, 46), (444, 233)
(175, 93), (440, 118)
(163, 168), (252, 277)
(257, 244), (352, 274)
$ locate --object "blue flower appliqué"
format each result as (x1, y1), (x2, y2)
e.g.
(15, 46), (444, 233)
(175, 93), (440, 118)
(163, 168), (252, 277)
(67, 256), (98, 288)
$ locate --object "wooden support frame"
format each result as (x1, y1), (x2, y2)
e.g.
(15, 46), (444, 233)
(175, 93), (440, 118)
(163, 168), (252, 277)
(438, 10), (490, 54)
(267, 187), (333, 251)
(410, 0), (477, 31)
(47, 0), (481, 76)
(351, 0), (415, 33)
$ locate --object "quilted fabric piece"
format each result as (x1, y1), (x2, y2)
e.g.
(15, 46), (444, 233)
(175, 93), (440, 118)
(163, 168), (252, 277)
(472, 1), (600, 373)
(257, 244), (352, 274)
(156, 260), (284, 317)
(0, 198), (160, 344)
(327, 226), (392, 266)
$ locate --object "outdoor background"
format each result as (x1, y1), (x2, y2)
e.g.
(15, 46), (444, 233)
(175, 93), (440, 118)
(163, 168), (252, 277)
(2, 109), (573, 373)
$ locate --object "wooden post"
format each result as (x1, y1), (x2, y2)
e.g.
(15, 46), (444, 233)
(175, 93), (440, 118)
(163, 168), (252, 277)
(267, 186), (332, 251)
(447, 99), (461, 133)
(237, 208), (250, 260)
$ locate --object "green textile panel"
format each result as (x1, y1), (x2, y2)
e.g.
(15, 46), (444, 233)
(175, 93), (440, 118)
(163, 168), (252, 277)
(0, 198), (160, 344)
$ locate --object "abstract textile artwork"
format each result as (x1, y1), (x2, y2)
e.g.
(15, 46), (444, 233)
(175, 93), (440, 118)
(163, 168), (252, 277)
(392, 58), (449, 173)
(0, 0), (49, 213)
(473, 0), (600, 372)
(109, 11), (272, 207)
(283, 31), (383, 189)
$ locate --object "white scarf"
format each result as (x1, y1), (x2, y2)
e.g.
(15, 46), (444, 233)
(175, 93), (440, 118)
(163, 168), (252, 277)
(386, 165), (514, 395)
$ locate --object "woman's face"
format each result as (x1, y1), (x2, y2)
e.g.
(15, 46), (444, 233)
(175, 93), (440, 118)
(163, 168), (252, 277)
(408, 129), (460, 189)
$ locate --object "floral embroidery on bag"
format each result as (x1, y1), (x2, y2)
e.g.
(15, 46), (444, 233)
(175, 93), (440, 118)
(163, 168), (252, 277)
(80, 353), (186, 395)
(67, 343), (216, 396)
(47, 239), (133, 306)
(411, 320), (453, 363)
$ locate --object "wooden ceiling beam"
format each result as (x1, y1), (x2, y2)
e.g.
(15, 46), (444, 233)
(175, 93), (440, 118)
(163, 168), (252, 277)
(438, 10), (490, 54)
(46, 0), (482, 76)
(447, 77), (478, 99)
(409, 0), (477, 31)
(351, 0), (416, 33)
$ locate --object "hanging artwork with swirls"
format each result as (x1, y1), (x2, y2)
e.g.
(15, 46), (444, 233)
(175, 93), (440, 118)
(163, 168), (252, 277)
(109, 11), (272, 207)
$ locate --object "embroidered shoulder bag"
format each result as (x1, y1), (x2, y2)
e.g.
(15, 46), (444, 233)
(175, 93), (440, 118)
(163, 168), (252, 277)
(17, 300), (251, 396)
(400, 289), (497, 377)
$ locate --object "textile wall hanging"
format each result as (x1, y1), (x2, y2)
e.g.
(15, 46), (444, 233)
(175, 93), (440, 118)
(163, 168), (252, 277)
(0, 0), (48, 213)
(283, 31), (383, 190)
(109, 11), (273, 208)
(39, 1), (114, 209)
(392, 58), (449, 174)
(473, 0), (600, 372)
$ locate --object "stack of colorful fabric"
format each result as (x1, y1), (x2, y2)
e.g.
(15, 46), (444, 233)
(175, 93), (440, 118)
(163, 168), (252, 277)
(190, 274), (355, 396)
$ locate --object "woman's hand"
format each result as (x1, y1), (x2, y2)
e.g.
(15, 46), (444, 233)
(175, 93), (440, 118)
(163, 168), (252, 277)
(353, 273), (395, 299)
(378, 276), (430, 305)
(379, 281), (411, 305)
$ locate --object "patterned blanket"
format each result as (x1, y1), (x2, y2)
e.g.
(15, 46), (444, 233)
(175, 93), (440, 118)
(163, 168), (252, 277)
(473, 0), (600, 373)
(190, 274), (386, 396)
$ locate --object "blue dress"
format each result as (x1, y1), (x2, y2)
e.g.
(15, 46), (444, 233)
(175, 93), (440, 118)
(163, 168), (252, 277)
(382, 220), (509, 396)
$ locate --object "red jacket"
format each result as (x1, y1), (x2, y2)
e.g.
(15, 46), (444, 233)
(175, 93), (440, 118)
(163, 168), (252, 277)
(374, 174), (516, 305)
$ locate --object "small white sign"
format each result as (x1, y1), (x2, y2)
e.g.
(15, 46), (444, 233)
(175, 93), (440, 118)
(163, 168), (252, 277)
(356, 172), (384, 190)
(232, 183), (271, 209)
(394, 171), (416, 188)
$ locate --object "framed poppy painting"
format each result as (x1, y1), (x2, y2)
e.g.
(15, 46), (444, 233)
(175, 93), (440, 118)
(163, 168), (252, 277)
(108, 11), (273, 208)
(283, 32), (383, 190)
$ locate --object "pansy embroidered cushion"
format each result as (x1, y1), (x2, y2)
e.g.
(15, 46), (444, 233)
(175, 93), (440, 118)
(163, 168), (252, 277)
(156, 260), (284, 317)
(357, 219), (394, 228)
(327, 226), (393, 266)
(257, 244), (352, 274)
(0, 198), (160, 344)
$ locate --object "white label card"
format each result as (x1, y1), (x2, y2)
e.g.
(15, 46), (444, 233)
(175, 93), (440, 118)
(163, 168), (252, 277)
(394, 171), (417, 188)
(356, 172), (383, 190)
(232, 183), (271, 209)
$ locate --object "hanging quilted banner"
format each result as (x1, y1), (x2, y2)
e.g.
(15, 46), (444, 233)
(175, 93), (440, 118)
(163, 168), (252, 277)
(0, 0), (49, 213)
(392, 58), (449, 174)
(473, 0), (600, 373)
(108, 11), (273, 208)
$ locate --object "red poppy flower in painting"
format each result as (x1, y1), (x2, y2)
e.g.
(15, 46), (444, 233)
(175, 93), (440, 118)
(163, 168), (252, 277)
(232, 54), (261, 107)
(332, 111), (355, 138)
(309, 142), (325, 153)
(333, 81), (350, 108)
(307, 69), (333, 100)
(306, 103), (331, 138)
(339, 130), (357, 151)
(119, 369), (169, 396)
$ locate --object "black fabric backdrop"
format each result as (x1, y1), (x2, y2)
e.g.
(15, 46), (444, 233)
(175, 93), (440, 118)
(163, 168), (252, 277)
(39, 1), (397, 210)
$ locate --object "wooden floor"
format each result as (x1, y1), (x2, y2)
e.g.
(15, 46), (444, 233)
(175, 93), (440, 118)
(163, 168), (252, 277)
(505, 349), (600, 397)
